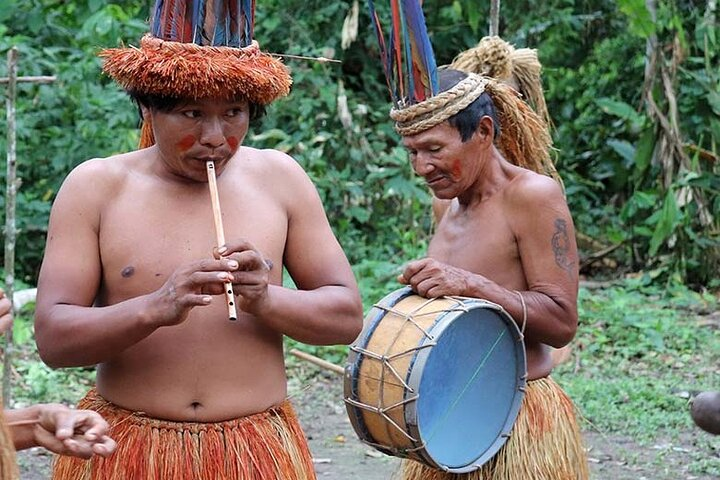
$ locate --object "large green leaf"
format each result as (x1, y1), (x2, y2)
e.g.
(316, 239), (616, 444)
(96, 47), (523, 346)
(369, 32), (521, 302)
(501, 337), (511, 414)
(648, 190), (682, 257)
(616, 0), (656, 38)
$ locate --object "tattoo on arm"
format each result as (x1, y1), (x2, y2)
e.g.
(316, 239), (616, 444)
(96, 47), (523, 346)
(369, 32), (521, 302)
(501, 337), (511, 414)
(551, 219), (575, 273)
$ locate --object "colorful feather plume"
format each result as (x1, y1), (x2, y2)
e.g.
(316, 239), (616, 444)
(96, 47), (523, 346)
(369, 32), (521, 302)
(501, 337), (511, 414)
(151, 0), (255, 48)
(367, 0), (438, 107)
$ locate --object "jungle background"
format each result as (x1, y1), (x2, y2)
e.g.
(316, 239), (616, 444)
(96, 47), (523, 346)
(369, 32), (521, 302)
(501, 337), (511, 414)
(0, 0), (718, 478)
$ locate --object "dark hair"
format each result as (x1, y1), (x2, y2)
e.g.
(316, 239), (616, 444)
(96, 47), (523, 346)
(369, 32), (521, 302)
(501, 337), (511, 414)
(438, 69), (500, 142)
(128, 90), (266, 123)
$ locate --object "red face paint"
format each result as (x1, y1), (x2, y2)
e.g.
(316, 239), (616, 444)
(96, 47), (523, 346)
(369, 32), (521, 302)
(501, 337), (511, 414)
(176, 134), (195, 152)
(451, 159), (463, 178)
(227, 136), (240, 150)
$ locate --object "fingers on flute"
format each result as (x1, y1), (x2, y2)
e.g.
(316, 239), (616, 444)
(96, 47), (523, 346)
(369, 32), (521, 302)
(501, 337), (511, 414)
(196, 258), (238, 272)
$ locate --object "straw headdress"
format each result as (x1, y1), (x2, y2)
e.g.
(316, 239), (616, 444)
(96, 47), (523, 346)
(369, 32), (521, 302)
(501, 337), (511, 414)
(100, 0), (292, 148)
(450, 36), (551, 128)
(367, 1), (556, 180)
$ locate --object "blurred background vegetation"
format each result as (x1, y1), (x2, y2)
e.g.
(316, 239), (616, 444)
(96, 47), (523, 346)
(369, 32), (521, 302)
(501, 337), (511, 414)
(0, 1), (718, 476)
(0, 0), (717, 290)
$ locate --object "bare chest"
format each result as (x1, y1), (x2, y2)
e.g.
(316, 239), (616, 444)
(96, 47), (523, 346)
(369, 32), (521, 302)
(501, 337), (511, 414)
(428, 205), (523, 287)
(98, 180), (286, 299)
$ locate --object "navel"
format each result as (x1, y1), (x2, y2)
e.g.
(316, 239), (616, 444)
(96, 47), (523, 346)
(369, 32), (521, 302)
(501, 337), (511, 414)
(121, 266), (135, 278)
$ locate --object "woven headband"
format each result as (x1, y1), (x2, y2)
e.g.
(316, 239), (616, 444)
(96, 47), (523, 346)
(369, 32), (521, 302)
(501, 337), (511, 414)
(389, 74), (489, 136)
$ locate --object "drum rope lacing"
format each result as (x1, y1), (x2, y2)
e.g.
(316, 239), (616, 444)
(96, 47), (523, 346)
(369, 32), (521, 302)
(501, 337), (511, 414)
(348, 295), (523, 453)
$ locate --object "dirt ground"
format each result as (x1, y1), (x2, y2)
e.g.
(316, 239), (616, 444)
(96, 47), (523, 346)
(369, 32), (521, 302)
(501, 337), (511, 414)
(16, 367), (720, 479)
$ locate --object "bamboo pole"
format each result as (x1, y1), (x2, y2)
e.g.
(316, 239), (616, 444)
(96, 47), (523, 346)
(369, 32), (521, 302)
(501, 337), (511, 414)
(0, 76), (55, 84)
(289, 349), (345, 375)
(489, 0), (501, 36)
(1, 49), (55, 405)
(3, 47), (18, 405)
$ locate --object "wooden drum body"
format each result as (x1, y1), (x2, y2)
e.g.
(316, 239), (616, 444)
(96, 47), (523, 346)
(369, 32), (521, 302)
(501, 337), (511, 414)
(344, 287), (527, 473)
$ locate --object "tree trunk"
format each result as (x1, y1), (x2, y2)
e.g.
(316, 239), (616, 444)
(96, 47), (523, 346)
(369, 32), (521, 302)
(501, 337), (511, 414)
(489, 0), (501, 36)
(3, 47), (18, 405)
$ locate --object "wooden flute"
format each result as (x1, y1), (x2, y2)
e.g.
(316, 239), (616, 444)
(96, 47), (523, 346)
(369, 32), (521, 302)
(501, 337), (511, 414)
(206, 161), (238, 321)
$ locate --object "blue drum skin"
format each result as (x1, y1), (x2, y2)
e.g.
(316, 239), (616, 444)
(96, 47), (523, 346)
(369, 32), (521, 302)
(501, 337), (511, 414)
(345, 287), (527, 473)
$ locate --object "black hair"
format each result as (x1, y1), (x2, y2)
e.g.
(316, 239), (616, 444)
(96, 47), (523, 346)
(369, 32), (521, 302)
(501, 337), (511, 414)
(128, 90), (266, 123)
(438, 69), (500, 143)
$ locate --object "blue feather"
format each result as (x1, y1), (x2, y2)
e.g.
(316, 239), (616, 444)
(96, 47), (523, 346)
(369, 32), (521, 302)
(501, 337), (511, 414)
(401, 0), (438, 99)
(151, 0), (164, 38)
(366, 0), (438, 105)
(241, 0), (254, 47)
(151, 0), (254, 47)
(211, 0), (223, 46)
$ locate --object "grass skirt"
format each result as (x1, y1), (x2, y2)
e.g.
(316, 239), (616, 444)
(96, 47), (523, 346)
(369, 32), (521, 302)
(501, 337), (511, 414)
(400, 377), (588, 480)
(52, 389), (316, 480)
(0, 406), (19, 479)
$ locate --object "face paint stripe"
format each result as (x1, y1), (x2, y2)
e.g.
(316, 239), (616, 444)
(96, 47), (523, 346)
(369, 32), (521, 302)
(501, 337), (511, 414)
(177, 134), (196, 151)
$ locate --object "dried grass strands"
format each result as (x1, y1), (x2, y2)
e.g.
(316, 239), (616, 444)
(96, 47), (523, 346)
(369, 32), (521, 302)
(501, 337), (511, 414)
(52, 389), (316, 480)
(401, 377), (588, 480)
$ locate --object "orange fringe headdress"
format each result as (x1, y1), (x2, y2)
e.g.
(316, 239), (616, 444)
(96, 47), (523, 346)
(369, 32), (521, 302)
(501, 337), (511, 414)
(100, 0), (292, 148)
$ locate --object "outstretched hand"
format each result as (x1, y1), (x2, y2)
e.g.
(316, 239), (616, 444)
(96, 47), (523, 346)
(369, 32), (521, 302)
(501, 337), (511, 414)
(215, 240), (272, 315)
(398, 258), (471, 298)
(34, 404), (117, 459)
(0, 288), (12, 333)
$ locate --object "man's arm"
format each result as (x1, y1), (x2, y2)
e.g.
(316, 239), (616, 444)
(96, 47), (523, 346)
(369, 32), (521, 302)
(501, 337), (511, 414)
(400, 174), (578, 348)
(508, 174), (579, 347)
(221, 152), (363, 345)
(34, 160), (236, 367)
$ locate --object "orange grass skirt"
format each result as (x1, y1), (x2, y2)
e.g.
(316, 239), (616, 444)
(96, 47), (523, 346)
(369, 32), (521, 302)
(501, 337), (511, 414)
(0, 406), (19, 479)
(400, 377), (589, 480)
(52, 389), (316, 480)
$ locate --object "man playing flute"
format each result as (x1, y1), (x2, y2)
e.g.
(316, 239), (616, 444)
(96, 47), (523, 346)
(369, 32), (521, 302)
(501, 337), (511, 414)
(33, 2), (363, 479)
(365, 2), (588, 478)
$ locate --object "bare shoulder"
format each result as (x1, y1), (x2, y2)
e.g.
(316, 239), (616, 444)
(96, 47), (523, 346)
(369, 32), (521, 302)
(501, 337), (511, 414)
(504, 170), (566, 210)
(60, 151), (140, 195)
(241, 147), (317, 196)
(243, 146), (309, 178)
(54, 150), (147, 216)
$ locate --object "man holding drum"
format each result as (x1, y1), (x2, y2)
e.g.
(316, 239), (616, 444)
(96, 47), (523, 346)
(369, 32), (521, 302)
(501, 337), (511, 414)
(430, 35), (575, 368)
(395, 68), (588, 480)
(364, 3), (588, 476)
(33, 2), (363, 479)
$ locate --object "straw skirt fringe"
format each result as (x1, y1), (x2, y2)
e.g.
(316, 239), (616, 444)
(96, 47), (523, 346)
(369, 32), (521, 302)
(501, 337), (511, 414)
(400, 377), (588, 480)
(52, 389), (316, 480)
(0, 405), (19, 479)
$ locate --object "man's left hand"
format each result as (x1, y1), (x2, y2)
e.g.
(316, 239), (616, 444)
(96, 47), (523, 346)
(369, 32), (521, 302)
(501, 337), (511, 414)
(398, 258), (470, 298)
(216, 239), (272, 315)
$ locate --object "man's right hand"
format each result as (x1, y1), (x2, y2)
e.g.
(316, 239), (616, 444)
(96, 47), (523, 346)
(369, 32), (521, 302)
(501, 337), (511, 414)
(0, 288), (12, 333)
(146, 257), (239, 327)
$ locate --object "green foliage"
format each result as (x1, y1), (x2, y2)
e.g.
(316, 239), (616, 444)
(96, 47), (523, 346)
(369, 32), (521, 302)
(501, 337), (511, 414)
(0, 0), (718, 286)
(9, 302), (95, 406)
(556, 279), (719, 476)
(0, 0), (147, 283)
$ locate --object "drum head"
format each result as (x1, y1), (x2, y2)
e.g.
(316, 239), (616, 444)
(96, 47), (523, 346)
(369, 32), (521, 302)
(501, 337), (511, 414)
(408, 303), (526, 472)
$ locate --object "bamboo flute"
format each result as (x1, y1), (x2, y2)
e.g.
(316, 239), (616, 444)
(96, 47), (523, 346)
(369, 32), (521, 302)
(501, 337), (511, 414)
(206, 161), (238, 321)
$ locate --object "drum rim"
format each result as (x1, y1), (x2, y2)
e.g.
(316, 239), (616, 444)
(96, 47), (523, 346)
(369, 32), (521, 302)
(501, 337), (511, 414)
(404, 297), (527, 473)
(344, 287), (528, 473)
